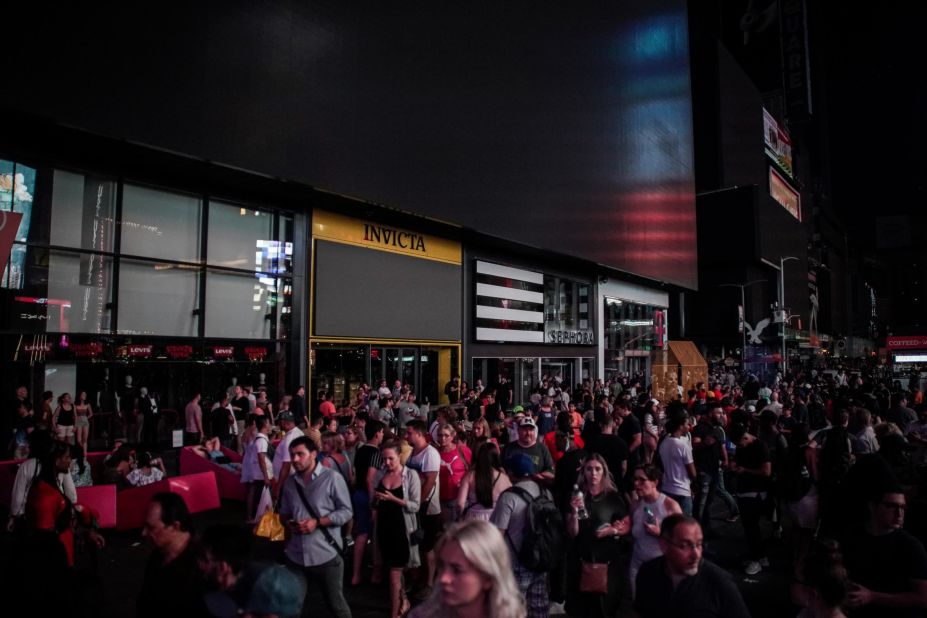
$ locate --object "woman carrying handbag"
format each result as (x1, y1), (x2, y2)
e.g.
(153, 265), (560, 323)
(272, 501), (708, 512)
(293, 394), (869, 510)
(564, 453), (630, 617)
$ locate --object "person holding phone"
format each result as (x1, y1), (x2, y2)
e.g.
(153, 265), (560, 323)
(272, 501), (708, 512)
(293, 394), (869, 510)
(629, 464), (681, 599)
(372, 440), (421, 618)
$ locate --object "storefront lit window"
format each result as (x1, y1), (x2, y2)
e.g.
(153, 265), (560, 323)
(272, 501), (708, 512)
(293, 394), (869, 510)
(603, 298), (667, 380)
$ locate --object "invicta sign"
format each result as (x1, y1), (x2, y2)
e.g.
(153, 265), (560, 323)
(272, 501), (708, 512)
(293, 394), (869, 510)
(363, 224), (426, 252)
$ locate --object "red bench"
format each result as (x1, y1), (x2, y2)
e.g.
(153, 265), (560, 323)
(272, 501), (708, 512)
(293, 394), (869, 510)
(76, 484), (118, 529)
(115, 470), (221, 531)
(179, 446), (247, 501)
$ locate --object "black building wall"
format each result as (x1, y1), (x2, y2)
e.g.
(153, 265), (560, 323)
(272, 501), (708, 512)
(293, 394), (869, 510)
(4, 1), (698, 289)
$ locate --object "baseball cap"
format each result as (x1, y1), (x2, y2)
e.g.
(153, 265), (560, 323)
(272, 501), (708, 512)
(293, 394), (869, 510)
(512, 405), (525, 414)
(205, 562), (305, 618)
(277, 410), (295, 423)
(506, 452), (536, 478)
(518, 417), (537, 429)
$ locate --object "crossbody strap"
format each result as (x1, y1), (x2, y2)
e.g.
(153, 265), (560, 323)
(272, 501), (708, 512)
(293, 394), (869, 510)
(292, 479), (340, 549)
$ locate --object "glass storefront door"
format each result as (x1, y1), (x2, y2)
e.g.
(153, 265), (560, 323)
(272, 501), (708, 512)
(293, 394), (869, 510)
(311, 341), (458, 412)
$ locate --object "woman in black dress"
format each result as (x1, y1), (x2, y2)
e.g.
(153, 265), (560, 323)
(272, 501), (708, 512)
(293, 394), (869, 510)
(374, 440), (422, 618)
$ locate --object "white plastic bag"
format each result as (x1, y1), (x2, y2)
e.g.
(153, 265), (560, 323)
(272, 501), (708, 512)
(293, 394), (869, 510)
(253, 486), (273, 523)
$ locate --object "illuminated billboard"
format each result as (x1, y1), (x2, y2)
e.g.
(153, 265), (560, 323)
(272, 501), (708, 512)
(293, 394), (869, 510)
(769, 167), (801, 221)
(763, 108), (793, 179)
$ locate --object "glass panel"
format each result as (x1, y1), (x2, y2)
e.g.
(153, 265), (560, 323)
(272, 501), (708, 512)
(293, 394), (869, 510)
(543, 275), (593, 343)
(311, 344), (367, 408)
(121, 184), (202, 262)
(47, 251), (113, 333)
(49, 170), (117, 252)
(401, 347), (416, 390)
(117, 259), (200, 336)
(385, 348), (401, 387)
(5, 249), (113, 334)
(275, 277), (293, 340)
(370, 347), (385, 390)
(420, 349), (439, 408)
(518, 358), (537, 405)
(204, 270), (274, 339)
(206, 201), (274, 270)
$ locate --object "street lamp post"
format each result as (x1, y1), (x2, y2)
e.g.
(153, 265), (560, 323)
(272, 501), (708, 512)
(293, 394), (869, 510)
(779, 256), (799, 375)
(719, 279), (767, 370)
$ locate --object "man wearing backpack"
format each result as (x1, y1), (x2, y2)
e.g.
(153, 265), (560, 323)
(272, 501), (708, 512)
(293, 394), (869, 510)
(491, 452), (561, 618)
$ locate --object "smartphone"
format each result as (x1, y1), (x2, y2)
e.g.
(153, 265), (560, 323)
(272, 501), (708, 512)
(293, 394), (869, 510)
(597, 523), (611, 532)
(644, 506), (656, 525)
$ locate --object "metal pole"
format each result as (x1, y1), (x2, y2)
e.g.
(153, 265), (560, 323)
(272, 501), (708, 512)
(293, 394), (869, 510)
(742, 285), (747, 371)
(780, 256), (799, 376)
(781, 259), (787, 375)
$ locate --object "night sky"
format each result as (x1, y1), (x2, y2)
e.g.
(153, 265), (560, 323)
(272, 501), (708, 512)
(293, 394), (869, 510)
(823, 5), (926, 247)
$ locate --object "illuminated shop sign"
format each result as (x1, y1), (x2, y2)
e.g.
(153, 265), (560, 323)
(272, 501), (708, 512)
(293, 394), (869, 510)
(763, 109), (793, 179)
(212, 346), (235, 359)
(313, 209), (461, 265)
(769, 167), (801, 221)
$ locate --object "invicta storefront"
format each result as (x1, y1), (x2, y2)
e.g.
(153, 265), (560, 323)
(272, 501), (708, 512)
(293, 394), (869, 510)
(309, 209), (461, 413)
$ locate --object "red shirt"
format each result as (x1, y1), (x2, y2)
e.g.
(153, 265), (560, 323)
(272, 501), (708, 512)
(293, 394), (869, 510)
(438, 445), (472, 502)
(319, 400), (337, 419)
(544, 429), (585, 463)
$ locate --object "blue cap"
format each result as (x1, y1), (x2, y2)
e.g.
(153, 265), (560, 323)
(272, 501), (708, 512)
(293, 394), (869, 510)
(506, 452), (536, 478)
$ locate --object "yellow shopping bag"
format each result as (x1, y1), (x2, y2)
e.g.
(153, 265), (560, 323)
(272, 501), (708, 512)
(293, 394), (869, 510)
(254, 488), (285, 542)
(255, 508), (286, 541)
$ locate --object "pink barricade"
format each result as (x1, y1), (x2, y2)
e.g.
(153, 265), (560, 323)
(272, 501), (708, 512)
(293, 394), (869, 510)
(76, 484), (117, 529)
(168, 471), (221, 514)
(116, 478), (171, 531)
(115, 471), (221, 531)
(179, 446), (247, 501)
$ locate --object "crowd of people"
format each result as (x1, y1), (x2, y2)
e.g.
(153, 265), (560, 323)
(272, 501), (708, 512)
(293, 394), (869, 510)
(4, 359), (927, 617)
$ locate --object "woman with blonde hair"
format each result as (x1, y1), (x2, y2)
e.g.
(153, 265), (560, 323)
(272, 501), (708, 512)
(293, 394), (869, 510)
(408, 518), (526, 618)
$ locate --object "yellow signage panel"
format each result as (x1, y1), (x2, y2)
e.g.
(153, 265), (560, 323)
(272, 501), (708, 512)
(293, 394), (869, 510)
(312, 209), (461, 265)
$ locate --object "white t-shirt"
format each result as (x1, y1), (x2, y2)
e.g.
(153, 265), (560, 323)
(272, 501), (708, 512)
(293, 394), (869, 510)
(407, 444), (441, 515)
(273, 427), (305, 478)
(127, 467), (164, 487)
(242, 433), (274, 482)
(658, 435), (694, 497)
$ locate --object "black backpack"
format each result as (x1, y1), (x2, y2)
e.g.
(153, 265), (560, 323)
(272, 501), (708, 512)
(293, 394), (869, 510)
(505, 485), (565, 572)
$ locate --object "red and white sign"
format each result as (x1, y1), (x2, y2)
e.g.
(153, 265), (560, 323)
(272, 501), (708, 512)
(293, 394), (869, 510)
(244, 346), (267, 361)
(166, 345), (194, 360)
(128, 344), (153, 358)
(212, 346), (235, 359)
(71, 342), (103, 358)
(887, 336), (927, 351)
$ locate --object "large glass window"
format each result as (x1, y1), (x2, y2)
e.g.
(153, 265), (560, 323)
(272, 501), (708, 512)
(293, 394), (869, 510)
(117, 260), (200, 336)
(121, 184), (202, 262)
(207, 201), (274, 270)
(544, 275), (593, 344)
(46, 250), (113, 333)
(603, 298), (665, 381)
(49, 170), (116, 252)
(205, 270), (274, 339)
